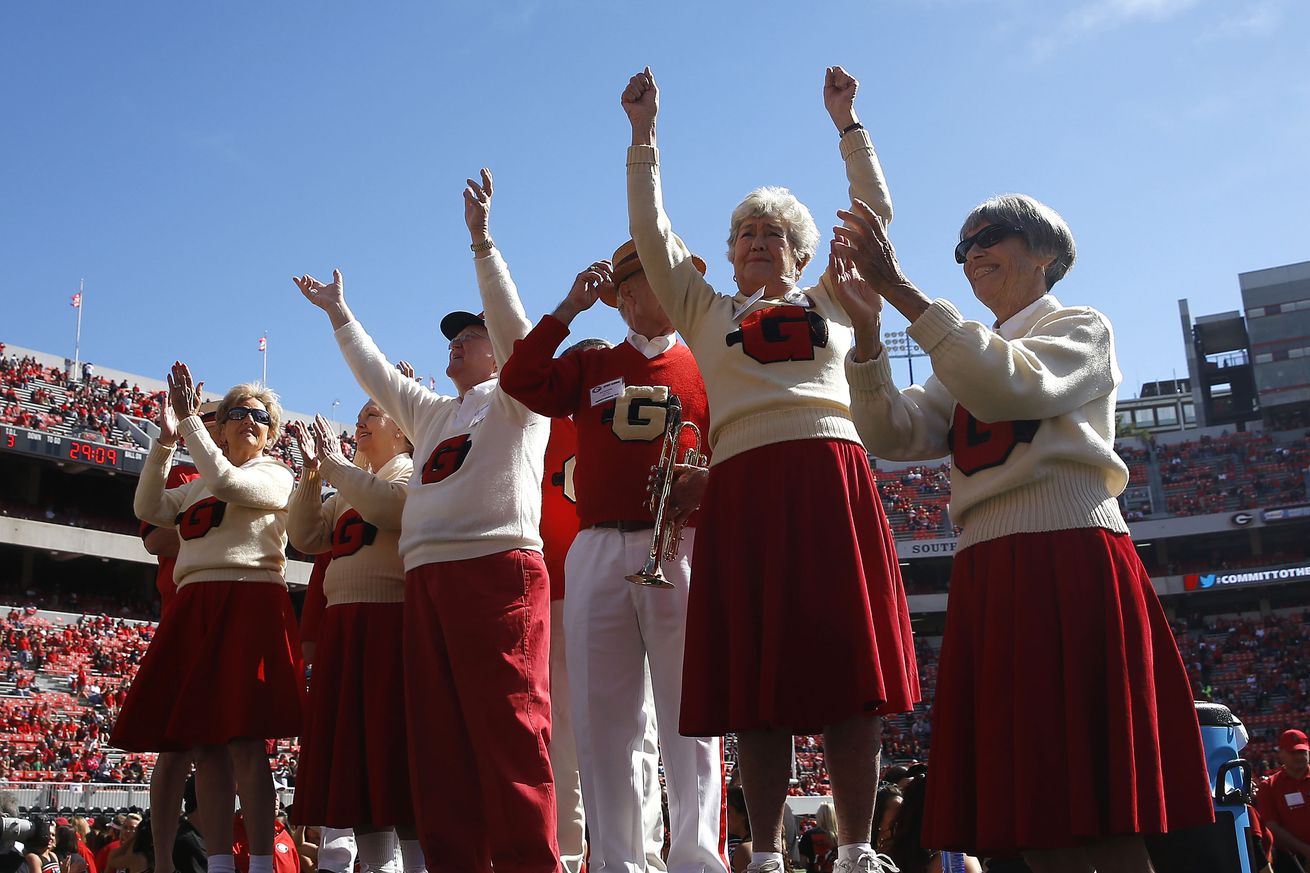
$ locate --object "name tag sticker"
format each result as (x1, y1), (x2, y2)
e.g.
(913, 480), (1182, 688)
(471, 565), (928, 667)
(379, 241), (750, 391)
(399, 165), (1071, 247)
(1286, 792), (1305, 807)
(590, 378), (624, 407)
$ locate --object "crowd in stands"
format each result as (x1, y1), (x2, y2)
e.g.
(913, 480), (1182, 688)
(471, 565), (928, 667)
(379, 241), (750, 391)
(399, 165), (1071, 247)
(1157, 430), (1310, 515)
(871, 464), (959, 539)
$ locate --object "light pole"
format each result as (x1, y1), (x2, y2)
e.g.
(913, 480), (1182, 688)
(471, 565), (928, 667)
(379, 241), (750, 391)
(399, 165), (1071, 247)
(883, 331), (928, 383)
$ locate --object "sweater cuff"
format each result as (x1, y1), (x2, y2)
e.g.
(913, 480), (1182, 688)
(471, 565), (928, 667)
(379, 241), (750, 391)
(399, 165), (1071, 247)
(908, 298), (965, 354)
(177, 415), (205, 441)
(839, 127), (875, 162)
(333, 318), (368, 350)
(318, 453), (352, 485)
(844, 346), (896, 393)
(148, 439), (176, 464)
(533, 314), (572, 347)
(627, 144), (659, 166)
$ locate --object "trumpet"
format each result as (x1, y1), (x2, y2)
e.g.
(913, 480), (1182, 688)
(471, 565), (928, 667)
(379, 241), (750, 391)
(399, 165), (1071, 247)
(627, 395), (708, 589)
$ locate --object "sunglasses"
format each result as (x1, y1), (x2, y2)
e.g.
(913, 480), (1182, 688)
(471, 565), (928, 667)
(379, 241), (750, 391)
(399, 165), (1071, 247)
(226, 407), (271, 425)
(954, 224), (1025, 264)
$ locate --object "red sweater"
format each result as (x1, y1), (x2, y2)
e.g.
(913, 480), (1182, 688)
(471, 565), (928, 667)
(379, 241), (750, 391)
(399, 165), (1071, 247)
(501, 315), (709, 529)
(540, 418), (579, 600)
(139, 463), (201, 611)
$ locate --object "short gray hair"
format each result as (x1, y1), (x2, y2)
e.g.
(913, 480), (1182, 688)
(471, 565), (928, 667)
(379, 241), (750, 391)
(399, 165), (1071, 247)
(960, 194), (1076, 290)
(727, 186), (820, 273)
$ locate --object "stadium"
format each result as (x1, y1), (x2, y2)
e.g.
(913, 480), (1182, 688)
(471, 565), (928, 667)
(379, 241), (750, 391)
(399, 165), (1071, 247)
(3, 259), (1308, 831)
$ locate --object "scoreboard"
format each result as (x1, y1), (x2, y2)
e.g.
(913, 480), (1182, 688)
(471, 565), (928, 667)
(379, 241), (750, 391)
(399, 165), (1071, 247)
(1, 425), (147, 475)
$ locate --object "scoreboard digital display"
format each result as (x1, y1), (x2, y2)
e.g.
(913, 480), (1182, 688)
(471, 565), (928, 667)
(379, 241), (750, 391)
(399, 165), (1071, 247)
(1, 425), (148, 475)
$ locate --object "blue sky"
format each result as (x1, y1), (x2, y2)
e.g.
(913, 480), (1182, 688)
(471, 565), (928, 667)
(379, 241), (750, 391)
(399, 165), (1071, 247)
(2, 0), (1306, 426)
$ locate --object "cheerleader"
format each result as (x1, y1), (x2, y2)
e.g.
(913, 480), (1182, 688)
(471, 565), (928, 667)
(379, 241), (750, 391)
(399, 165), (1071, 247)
(287, 410), (424, 873)
(114, 363), (303, 873)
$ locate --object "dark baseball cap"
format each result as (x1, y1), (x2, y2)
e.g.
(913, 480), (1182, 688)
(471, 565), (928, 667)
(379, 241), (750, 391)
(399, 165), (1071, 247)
(440, 311), (486, 341)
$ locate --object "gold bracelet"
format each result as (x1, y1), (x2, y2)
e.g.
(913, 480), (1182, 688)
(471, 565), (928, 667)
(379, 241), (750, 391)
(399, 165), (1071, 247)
(470, 238), (494, 254)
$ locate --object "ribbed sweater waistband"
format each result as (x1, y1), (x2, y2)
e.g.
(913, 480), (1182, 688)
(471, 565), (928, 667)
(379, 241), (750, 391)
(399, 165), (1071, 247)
(324, 578), (406, 607)
(955, 461), (1129, 550)
(711, 406), (863, 465)
(176, 570), (287, 590)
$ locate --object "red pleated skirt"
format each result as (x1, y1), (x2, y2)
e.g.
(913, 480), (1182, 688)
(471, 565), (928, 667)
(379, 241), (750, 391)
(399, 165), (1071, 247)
(293, 601), (414, 828)
(922, 527), (1215, 856)
(110, 580), (305, 752)
(680, 438), (920, 735)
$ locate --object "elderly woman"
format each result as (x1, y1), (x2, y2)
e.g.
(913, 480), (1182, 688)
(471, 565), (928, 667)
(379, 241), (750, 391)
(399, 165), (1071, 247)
(287, 409), (424, 873)
(113, 363), (302, 873)
(831, 196), (1213, 872)
(621, 66), (919, 873)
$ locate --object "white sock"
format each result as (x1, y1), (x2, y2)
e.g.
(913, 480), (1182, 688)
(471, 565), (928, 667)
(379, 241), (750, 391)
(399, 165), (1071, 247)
(248, 855), (273, 873)
(838, 843), (873, 861)
(750, 852), (784, 868)
(399, 839), (427, 873)
(208, 856), (236, 873)
(356, 832), (397, 873)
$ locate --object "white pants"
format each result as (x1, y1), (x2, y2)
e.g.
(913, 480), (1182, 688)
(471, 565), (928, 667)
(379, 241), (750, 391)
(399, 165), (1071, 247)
(550, 599), (587, 873)
(564, 527), (726, 873)
(317, 827), (357, 873)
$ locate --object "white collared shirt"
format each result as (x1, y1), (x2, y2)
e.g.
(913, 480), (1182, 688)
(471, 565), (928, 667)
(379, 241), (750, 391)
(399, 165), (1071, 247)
(625, 330), (678, 360)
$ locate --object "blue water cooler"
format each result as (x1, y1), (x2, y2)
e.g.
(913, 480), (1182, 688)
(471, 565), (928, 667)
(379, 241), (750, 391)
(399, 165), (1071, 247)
(1147, 701), (1255, 873)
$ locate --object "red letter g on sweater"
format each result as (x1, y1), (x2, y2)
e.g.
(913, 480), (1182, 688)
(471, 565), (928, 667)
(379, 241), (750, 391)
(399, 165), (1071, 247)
(422, 434), (474, 484)
(176, 496), (227, 540)
(726, 306), (829, 364)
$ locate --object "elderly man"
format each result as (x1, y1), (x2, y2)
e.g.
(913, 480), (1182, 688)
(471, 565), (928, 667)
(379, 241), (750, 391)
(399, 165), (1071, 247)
(292, 168), (554, 873)
(500, 240), (725, 873)
(1258, 729), (1310, 872)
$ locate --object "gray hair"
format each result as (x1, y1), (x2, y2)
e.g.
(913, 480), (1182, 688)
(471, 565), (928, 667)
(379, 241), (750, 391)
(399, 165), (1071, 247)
(727, 186), (820, 274)
(563, 338), (612, 356)
(960, 194), (1076, 290)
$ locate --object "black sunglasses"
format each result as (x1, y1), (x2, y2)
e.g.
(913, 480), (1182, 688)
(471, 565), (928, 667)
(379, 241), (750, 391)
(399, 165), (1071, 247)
(226, 407), (271, 425)
(954, 224), (1025, 264)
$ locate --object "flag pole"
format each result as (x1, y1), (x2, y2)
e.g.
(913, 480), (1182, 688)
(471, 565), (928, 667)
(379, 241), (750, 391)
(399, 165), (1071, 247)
(73, 279), (84, 375)
(261, 329), (268, 385)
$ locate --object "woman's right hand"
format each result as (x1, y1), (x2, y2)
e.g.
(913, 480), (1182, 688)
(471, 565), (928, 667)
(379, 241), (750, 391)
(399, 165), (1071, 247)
(157, 395), (180, 448)
(828, 244), (884, 362)
(621, 67), (658, 145)
(289, 420), (320, 474)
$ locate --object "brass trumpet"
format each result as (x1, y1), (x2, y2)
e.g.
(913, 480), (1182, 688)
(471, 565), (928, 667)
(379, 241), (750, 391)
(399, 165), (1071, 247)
(627, 395), (708, 589)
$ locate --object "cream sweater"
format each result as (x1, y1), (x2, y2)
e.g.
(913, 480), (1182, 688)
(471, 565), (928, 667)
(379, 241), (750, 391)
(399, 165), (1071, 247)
(134, 415), (295, 587)
(626, 128), (894, 464)
(846, 294), (1130, 549)
(287, 453), (412, 606)
(333, 250), (549, 570)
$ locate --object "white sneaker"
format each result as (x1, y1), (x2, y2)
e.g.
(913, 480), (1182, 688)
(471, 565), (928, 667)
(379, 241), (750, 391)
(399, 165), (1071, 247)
(743, 861), (783, 873)
(834, 851), (900, 873)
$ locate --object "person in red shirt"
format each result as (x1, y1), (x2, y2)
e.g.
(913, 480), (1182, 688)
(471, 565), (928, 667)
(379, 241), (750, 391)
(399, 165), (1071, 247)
(1258, 729), (1310, 872)
(500, 244), (725, 873)
(233, 807), (298, 873)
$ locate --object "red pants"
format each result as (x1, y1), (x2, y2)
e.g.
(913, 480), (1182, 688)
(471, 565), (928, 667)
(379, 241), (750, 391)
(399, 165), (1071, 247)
(404, 550), (558, 873)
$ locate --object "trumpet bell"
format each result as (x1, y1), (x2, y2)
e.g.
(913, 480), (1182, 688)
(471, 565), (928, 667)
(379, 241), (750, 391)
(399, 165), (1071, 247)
(625, 568), (676, 589)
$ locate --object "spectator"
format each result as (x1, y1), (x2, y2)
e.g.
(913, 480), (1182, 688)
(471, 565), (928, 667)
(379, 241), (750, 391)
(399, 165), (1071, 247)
(1256, 729), (1310, 872)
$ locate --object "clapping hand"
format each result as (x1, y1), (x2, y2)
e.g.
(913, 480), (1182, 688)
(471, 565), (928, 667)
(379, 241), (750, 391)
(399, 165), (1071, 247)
(621, 67), (658, 143)
(167, 362), (203, 425)
(464, 169), (493, 247)
(824, 66), (860, 131)
(312, 415), (347, 466)
(827, 243), (883, 362)
(833, 199), (931, 327)
(288, 420), (320, 474)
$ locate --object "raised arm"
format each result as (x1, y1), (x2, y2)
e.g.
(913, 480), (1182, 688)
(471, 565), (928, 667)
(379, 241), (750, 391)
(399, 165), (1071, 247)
(464, 169), (533, 366)
(133, 386), (191, 527)
(311, 415), (411, 530)
(293, 269), (447, 438)
(824, 66), (893, 227)
(286, 421), (334, 555)
(500, 262), (611, 417)
(831, 251), (954, 460)
(622, 67), (718, 332)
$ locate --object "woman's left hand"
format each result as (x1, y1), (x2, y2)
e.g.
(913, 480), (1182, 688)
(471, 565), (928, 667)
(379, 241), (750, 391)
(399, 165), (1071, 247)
(824, 66), (859, 132)
(464, 168), (493, 247)
(167, 362), (203, 422)
(312, 415), (347, 466)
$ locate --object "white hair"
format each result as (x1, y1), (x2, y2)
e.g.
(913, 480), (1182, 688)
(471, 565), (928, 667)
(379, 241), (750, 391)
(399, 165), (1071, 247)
(727, 186), (821, 274)
(961, 194), (1076, 290)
